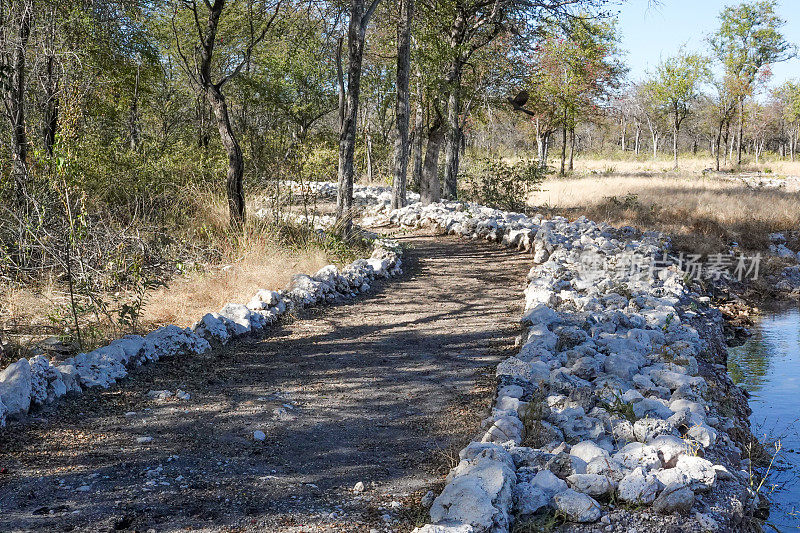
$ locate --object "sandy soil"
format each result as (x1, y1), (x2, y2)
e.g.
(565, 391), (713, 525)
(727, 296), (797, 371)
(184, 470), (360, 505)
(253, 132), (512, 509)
(0, 231), (531, 532)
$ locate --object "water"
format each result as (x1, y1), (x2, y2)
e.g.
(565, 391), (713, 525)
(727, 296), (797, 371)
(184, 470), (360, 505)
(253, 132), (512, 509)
(728, 305), (800, 531)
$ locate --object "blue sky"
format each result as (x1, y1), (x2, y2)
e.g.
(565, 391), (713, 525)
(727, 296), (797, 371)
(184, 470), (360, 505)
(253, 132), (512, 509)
(615, 0), (800, 90)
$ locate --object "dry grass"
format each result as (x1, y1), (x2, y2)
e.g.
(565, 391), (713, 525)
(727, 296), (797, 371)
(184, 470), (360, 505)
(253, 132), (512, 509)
(138, 191), (338, 327)
(138, 237), (331, 328)
(0, 190), (356, 356)
(566, 155), (800, 177)
(532, 160), (800, 254)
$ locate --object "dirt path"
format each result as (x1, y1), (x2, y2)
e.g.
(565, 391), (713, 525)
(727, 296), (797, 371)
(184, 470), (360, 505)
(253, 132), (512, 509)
(0, 232), (531, 533)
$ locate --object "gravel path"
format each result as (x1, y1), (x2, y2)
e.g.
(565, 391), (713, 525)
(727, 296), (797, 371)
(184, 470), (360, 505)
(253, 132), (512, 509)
(0, 232), (531, 533)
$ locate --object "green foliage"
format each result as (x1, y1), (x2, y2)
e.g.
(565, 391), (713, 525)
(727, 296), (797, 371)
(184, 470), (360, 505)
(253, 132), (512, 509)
(709, 0), (795, 97)
(459, 158), (545, 212)
(645, 50), (709, 123)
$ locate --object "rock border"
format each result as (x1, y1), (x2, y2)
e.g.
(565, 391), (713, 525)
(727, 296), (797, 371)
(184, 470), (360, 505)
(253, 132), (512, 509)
(376, 201), (759, 533)
(0, 237), (403, 428)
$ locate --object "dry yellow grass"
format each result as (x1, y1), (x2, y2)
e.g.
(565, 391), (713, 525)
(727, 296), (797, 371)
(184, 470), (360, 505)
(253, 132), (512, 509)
(531, 164), (800, 254)
(566, 156), (800, 176)
(0, 190), (350, 355)
(139, 239), (331, 328)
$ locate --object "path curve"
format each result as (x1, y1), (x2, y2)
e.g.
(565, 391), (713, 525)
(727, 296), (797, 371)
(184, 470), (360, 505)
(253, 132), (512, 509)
(0, 232), (531, 532)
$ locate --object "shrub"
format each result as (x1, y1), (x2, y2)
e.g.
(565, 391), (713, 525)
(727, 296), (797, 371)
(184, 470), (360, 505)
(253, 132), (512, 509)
(458, 158), (545, 212)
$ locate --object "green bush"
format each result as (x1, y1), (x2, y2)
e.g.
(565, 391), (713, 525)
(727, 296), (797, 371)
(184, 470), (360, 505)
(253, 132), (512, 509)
(458, 158), (546, 212)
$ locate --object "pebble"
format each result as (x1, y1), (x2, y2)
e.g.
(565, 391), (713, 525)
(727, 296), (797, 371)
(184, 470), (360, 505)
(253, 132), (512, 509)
(253, 430), (266, 441)
(136, 436), (153, 444)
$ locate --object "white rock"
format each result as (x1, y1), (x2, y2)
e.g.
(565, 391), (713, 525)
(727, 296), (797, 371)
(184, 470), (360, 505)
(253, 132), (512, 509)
(513, 482), (549, 515)
(429, 476), (496, 530)
(530, 469), (567, 497)
(673, 455), (716, 492)
(613, 442), (662, 470)
(617, 467), (663, 505)
(649, 435), (689, 466)
(652, 482), (695, 515)
(0, 359), (32, 415)
(566, 474), (616, 498)
(633, 418), (678, 442)
(353, 481), (365, 493)
(412, 525), (475, 533)
(570, 440), (610, 464)
(553, 489), (602, 523)
(694, 512), (719, 531)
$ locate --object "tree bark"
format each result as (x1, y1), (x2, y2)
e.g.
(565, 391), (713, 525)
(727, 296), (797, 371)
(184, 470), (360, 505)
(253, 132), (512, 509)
(560, 108), (568, 176)
(410, 86), (425, 191)
(542, 131), (551, 165)
(7, 1), (32, 198)
(736, 97), (744, 166)
(420, 118), (444, 205)
(442, 67), (461, 199)
(715, 119), (724, 172)
(672, 107), (679, 170)
(207, 86), (245, 227)
(391, 0), (413, 210)
(336, 0), (380, 237)
(568, 127), (575, 171)
(129, 62), (141, 150)
(365, 129), (373, 182)
(43, 53), (59, 156)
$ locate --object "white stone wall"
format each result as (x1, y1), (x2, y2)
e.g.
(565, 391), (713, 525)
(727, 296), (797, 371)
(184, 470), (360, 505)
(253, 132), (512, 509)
(384, 202), (752, 532)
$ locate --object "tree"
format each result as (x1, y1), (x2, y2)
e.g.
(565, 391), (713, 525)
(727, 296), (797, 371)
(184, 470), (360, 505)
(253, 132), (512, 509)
(710, 0), (795, 166)
(707, 74), (739, 170)
(171, 0), (282, 228)
(391, 0), (413, 209)
(336, 0), (382, 237)
(1, 0), (33, 200)
(645, 50), (708, 169)
(525, 17), (623, 175)
(775, 81), (800, 160)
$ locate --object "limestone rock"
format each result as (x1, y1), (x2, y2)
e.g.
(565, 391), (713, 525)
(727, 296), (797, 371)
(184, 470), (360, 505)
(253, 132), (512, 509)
(617, 467), (663, 505)
(653, 483), (694, 515)
(553, 489), (602, 523)
(566, 473), (616, 498)
(0, 359), (32, 415)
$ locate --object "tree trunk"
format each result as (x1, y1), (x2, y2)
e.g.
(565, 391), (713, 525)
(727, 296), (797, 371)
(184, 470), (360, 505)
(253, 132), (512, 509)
(365, 129), (373, 182)
(560, 109), (568, 176)
(634, 123), (640, 155)
(442, 67), (461, 200)
(207, 87), (245, 227)
(736, 97), (744, 166)
(568, 127), (575, 171)
(420, 119), (444, 205)
(672, 110), (679, 170)
(336, 0), (379, 237)
(410, 87), (425, 191)
(715, 119), (724, 172)
(652, 131), (658, 159)
(42, 53), (59, 156)
(129, 62), (141, 150)
(536, 119), (544, 167)
(391, 0), (413, 210)
(8, 1), (32, 198)
(542, 132), (551, 165)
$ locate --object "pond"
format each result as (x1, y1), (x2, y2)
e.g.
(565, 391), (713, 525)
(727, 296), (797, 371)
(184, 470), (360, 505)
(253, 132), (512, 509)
(728, 304), (800, 531)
